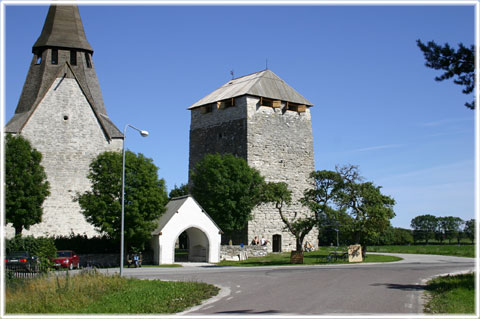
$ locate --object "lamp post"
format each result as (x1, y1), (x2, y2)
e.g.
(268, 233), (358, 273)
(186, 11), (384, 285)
(120, 124), (148, 277)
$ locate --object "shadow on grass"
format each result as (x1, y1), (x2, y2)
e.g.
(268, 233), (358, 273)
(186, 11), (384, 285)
(425, 273), (474, 292)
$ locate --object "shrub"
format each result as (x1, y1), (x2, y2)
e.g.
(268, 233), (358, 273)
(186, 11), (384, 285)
(6, 236), (56, 266)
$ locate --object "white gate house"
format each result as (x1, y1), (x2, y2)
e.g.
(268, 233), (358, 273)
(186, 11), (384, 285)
(151, 195), (222, 264)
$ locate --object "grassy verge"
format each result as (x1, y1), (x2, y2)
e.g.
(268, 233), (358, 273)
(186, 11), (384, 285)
(217, 250), (401, 266)
(424, 273), (475, 314)
(368, 245), (475, 258)
(6, 270), (218, 314)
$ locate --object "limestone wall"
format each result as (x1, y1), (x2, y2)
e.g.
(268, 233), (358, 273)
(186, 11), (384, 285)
(245, 96), (318, 252)
(5, 77), (122, 238)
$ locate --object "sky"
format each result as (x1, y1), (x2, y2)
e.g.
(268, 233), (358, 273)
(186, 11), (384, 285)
(2, 0), (477, 230)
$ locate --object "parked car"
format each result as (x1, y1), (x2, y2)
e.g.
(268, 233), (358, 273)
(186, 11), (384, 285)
(5, 251), (40, 272)
(53, 250), (80, 270)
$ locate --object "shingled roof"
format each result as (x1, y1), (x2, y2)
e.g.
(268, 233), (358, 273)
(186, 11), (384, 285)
(33, 5), (93, 54)
(188, 69), (313, 109)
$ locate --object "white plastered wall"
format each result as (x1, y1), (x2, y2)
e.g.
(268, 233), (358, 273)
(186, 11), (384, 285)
(151, 197), (221, 264)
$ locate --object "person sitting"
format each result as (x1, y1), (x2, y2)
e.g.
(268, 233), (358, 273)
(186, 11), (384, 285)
(251, 236), (259, 245)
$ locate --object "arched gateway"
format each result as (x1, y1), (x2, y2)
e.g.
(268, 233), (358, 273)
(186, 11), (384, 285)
(151, 195), (222, 264)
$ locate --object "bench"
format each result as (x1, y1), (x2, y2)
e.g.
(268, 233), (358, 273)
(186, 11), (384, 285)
(327, 250), (348, 262)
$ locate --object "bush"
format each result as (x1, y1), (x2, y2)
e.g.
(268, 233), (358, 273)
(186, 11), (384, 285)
(53, 234), (119, 254)
(6, 236), (56, 266)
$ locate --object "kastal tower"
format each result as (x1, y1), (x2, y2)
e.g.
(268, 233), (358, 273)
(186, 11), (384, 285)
(5, 5), (123, 237)
(189, 70), (317, 252)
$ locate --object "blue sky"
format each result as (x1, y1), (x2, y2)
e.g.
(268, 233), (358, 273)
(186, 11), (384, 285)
(3, 1), (477, 229)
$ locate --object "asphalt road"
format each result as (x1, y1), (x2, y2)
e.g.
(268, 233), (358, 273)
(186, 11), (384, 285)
(102, 253), (475, 316)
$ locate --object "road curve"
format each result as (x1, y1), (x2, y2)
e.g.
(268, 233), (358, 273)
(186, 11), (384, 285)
(103, 253), (475, 316)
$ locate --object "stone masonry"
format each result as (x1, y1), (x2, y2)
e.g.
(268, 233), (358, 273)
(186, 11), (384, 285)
(189, 71), (318, 252)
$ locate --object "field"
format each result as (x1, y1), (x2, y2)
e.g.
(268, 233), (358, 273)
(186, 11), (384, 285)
(368, 244), (475, 257)
(6, 270), (218, 314)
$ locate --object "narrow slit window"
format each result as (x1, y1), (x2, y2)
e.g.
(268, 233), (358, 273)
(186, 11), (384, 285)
(85, 52), (92, 68)
(51, 49), (58, 65)
(70, 50), (77, 65)
(35, 55), (42, 65)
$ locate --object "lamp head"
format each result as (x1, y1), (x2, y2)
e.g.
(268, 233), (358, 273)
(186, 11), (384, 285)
(140, 130), (149, 137)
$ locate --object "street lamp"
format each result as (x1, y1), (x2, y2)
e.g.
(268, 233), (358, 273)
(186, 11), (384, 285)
(120, 124), (148, 276)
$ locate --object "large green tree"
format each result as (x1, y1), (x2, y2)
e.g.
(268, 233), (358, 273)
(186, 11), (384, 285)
(336, 165), (396, 256)
(262, 182), (316, 256)
(417, 40), (475, 109)
(190, 153), (265, 239)
(302, 170), (344, 246)
(410, 214), (438, 244)
(5, 134), (50, 236)
(168, 183), (189, 199)
(76, 151), (168, 251)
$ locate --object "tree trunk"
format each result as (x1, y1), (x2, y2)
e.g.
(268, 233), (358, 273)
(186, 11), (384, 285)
(14, 225), (22, 237)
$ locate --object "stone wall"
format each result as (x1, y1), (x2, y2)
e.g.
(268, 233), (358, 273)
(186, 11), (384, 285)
(246, 96), (318, 252)
(5, 77), (122, 238)
(220, 245), (268, 261)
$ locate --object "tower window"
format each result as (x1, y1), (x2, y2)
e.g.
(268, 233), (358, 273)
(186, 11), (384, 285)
(217, 98), (235, 109)
(35, 55), (42, 65)
(200, 104), (213, 114)
(260, 97), (281, 108)
(286, 102), (306, 113)
(51, 49), (58, 65)
(70, 50), (77, 65)
(85, 52), (92, 68)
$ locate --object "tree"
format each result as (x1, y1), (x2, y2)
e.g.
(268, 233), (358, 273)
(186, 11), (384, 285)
(190, 153), (265, 239)
(169, 183), (189, 199)
(336, 165), (396, 256)
(463, 219), (475, 244)
(410, 214), (438, 244)
(302, 170), (344, 246)
(76, 151), (168, 251)
(262, 182), (316, 263)
(417, 40), (475, 109)
(437, 216), (464, 244)
(5, 134), (50, 236)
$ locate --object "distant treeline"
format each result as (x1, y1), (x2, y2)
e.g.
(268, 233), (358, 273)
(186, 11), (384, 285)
(318, 215), (475, 246)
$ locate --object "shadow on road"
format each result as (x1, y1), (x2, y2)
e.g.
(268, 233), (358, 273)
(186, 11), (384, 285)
(215, 310), (281, 314)
(371, 283), (426, 291)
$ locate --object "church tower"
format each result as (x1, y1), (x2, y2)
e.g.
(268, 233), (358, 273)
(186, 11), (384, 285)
(189, 70), (317, 251)
(5, 5), (123, 237)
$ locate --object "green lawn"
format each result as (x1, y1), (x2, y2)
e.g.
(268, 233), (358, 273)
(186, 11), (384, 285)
(217, 249), (402, 266)
(6, 271), (218, 314)
(424, 273), (475, 314)
(368, 244), (475, 258)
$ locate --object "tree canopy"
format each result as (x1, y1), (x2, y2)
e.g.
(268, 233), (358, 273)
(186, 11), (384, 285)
(5, 134), (50, 236)
(190, 153), (265, 237)
(76, 151), (168, 251)
(410, 214), (438, 244)
(335, 165), (396, 253)
(168, 183), (189, 199)
(417, 40), (475, 109)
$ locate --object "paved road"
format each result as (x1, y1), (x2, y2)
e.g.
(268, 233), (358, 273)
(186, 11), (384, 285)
(102, 253), (475, 316)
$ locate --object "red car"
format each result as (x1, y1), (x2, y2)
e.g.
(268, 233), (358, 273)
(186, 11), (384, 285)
(53, 250), (79, 270)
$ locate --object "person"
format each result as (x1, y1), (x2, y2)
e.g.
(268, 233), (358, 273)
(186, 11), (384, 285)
(304, 241), (313, 252)
(251, 236), (259, 245)
(261, 236), (268, 246)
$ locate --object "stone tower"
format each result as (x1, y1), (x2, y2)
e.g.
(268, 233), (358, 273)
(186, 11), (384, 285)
(5, 5), (123, 237)
(189, 70), (317, 252)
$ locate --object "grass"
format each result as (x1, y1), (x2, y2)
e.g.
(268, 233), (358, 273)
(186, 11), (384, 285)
(368, 244), (475, 258)
(424, 273), (475, 314)
(217, 249), (402, 266)
(6, 270), (219, 314)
